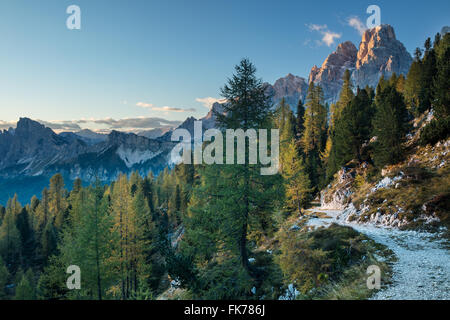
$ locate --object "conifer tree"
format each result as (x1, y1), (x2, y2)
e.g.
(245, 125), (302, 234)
(295, 99), (305, 140)
(16, 207), (36, 269)
(302, 83), (328, 189)
(59, 182), (114, 300)
(181, 59), (282, 298)
(279, 108), (311, 215)
(333, 70), (354, 121)
(49, 174), (67, 229)
(0, 199), (22, 271)
(0, 256), (9, 299)
(14, 269), (35, 300)
(333, 88), (374, 165)
(372, 83), (409, 167)
(433, 34), (450, 120)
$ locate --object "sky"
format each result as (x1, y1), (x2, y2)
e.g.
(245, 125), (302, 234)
(0, 0), (449, 132)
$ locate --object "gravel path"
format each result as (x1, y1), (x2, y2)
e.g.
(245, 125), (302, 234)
(307, 209), (450, 300)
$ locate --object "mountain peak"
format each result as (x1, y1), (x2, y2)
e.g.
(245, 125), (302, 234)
(306, 24), (412, 103)
(266, 74), (308, 109)
(361, 24), (396, 44)
(352, 24), (412, 88)
(15, 117), (53, 138)
(308, 40), (357, 103)
(16, 117), (45, 130)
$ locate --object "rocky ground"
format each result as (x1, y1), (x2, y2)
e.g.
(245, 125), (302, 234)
(307, 208), (450, 300)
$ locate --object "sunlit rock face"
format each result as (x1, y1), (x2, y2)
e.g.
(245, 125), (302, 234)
(351, 24), (412, 90)
(308, 41), (358, 104)
(307, 24), (412, 104)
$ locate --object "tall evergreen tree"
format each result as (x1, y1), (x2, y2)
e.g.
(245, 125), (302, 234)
(372, 83), (409, 167)
(0, 199), (22, 272)
(14, 269), (35, 300)
(333, 88), (374, 165)
(0, 256), (9, 299)
(295, 98), (305, 141)
(59, 182), (114, 300)
(279, 107), (311, 215)
(302, 83), (328, 189)
(181, 59), (282, 298)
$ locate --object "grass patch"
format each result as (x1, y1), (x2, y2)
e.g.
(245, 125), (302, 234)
(276, 223), (394, 300)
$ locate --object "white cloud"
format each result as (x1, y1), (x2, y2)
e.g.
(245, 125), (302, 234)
(307, 23), (342, 47)
(348, 16), (366, 35)
(136, 102), (154, 108)
(0, 117), (182, 133)
(137, 102), (195, 113)
(321, 31), (342, 46)
(86, 117), (181, 129)
(0, 120), (17, 131)
(151, 106), (196, 113)
(195, 97), (227, 109)
(308, 24), (327, 32)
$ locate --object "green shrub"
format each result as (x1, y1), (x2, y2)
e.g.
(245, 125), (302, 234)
(419, 117), (450, 146)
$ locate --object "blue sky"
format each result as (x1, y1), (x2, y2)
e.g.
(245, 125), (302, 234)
(0, 0), (449, 132)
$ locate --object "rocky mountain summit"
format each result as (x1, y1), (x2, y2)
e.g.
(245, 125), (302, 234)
(265, 73), (308, 110)
(308, 41), (358, 103)
(351, 24), (412, 90)
(308, 24), (412, 104)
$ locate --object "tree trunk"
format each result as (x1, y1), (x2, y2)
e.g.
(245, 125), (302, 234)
(296, 189), (302, 216)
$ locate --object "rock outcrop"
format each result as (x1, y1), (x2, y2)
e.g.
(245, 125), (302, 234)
(307, 24), (412, 104)
(308, 41), (358, 103)
(265, 73), (308, 110)
(351, 24), (412, 89)
(320, 167), (355, 210)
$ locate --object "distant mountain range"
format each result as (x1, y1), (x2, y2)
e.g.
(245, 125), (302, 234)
(0, 118), (177, 203)
(0, 24), (415, 204)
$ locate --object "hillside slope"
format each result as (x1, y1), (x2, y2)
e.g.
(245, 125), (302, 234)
(320, 110), (449, 231)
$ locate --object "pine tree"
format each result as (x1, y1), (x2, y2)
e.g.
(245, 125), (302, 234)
(333, 88), (374, 165)
(49, 174), (67, 229)
(181, 59), (282, 298)
(419, 33), (450, 145)
(128, 182), (153, 296)
(433, 34), (450, 120)
(277, 100), (311, 215)
(281, 137), (311, 215)
(0, 256), (9, 299)
(295, 99), (305, 141)
(405, 58), (422, 114)
(16, 207), (36, 269)
(0, 199), (22, 272)
(302, 83), (328, 189)
(40, 221), (57, 263)
(216, 59), (277, 270)
(372, 83), (409, 167)
(333, 69), (354, 122)
(110, 174), (132, 299)
(416, 38), (438, 114)
(36, 255), (68, 299)
(14, 269), (35, 300)
(59, 182), (114, 300)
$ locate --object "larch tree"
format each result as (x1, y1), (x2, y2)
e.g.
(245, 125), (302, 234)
(302, 82), (328, 189)
(372, 83), (409, 167)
